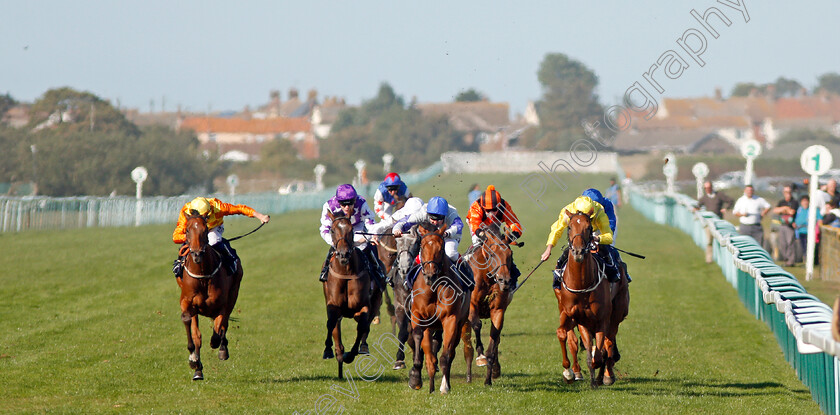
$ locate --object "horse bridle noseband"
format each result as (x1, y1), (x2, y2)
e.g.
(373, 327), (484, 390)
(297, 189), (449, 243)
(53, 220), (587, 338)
(567, 213), (594, 258)
(419, 232), (445, 280)
(184, 216), (222, 279)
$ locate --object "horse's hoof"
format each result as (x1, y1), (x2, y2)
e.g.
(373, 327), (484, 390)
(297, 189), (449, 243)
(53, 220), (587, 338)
(491, 363), (501, 379)
(484, 378), (492, 386)
(343, 352), (356, 364)
(323, 348), (334, 360)
(393, 360), (406, 370)
(603, 376), (615, 386)
(574, 372), (584, 381)
(210, 333), (221, 349)
(562, 369), (575, 382)
(372, 316), (380, 325)
(476, 355), (487, 367)
(359, 343), (369, 355)
(466, 374), (472, 383)
(409, 369), (422, 390)
(218, 348), (229, 361)
(193, 371), (204, 381)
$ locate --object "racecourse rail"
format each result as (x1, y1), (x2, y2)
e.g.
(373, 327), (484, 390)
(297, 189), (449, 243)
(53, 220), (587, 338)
(0, 162), (443, 233)
(630, 185), (840, 415)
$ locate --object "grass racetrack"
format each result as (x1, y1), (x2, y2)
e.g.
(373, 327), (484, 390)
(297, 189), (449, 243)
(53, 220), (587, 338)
(0, 173), (822, 414)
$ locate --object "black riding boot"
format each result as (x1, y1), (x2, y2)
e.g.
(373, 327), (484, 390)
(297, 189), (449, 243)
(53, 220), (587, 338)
(555, 247), (569, 271)
(510, 259), (521, 289)
(366, 246), (386, 291)
(216, 239), (239, 275)
(319, 247), (335, 282)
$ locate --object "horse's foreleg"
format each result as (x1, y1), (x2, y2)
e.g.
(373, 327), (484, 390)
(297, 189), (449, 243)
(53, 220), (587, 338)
(393, 306), (409, 370)
(438, 318), (462, 394)
(189, 314), (203, 380)
(212, 314), (230, 360)
(485, 308), (505, 384)
(577, 324), (599, 388)
(461, 321), (474, 383)
(422, 328), (437, 394)
(557, 312), (574, 384)
(569, 327), (583, 381)
(470, 307), (486, 367)
(408, 324), (424, 390)
(345, 306), (370, 364)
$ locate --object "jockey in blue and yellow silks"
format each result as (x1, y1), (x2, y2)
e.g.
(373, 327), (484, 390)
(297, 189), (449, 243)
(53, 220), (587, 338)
(540, 195), (623, 283)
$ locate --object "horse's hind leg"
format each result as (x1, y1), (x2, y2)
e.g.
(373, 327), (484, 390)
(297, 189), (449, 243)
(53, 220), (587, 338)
(470, 308), (486, 367)
(393, 307), (410, 370)
(185, 313), (203, 381)
(212, 314), (230, 360)
(461, 322), (474, 383)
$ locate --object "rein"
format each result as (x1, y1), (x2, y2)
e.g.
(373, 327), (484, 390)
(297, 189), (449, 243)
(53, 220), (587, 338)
(560, 258), (605, 293)
(184, 247), (223, 279)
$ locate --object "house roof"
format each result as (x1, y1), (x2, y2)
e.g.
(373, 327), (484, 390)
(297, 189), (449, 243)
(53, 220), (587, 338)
(612, 128), (715, 152)
(415, 101), (510, 132)
(775, 96), (840, 120)
(180, 116), (311, 134)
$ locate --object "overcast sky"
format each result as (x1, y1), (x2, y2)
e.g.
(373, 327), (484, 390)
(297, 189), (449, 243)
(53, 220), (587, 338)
(2, 1), (838, 115)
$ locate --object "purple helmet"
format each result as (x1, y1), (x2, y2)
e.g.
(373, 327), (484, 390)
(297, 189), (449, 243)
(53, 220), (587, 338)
(335, 184), (357, 202)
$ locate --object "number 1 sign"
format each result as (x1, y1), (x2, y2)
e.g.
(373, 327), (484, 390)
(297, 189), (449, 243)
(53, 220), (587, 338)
(800, 145), (833, 280)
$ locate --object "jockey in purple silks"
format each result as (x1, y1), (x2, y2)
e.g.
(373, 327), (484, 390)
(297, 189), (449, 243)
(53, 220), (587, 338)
(318, 184), (386, 287)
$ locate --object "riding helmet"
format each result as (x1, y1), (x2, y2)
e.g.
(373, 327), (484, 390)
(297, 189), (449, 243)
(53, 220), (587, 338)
(335, 184), (357, 202)
(572, 196), (595, 216)
(383, 172), (402, 187)
(479, 185), (502, 210)
(187, 197), (212, 216)
(427, 196), (449, 217)
(582, 188), (605, 206)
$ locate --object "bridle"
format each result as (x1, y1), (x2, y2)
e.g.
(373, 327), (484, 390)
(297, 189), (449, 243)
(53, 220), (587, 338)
(419, 231), (445, 282)
(330, 217), (354, 269)
(567, 212), (594, 259)
(183, 214), (222, 279)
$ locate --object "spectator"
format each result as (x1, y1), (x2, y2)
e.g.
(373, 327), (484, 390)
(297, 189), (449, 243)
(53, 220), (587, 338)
(822, 199), (840, 228)
(696, 180), (734, 263)
(605, 178), (622, 208)
(733, 184), (771, 247)
(772, 185), (798, 266)
(468, 183), (482, 205)
(794, 195), (823, 264)
(820, 179), (839, 215)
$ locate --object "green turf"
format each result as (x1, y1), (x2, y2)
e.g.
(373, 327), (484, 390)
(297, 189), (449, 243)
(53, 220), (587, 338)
(0, 172), (821, 414)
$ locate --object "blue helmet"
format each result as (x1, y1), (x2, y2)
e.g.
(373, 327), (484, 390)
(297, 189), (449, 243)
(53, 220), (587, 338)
(582, 188), (604, 203)
(383, 172), (403, 187)
(427, 196), (449, 217)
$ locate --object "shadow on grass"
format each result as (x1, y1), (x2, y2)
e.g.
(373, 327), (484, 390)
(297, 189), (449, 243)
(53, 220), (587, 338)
(610, 376), (812, 399)
(261, 371), (407, 384)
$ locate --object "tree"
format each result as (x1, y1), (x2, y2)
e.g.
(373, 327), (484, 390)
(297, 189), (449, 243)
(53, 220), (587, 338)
(0, 93), (17, 119)
(28, 87), (139, 136)
(534, 53), (604, 150)
(455, 89), (485, 102)
(774, 77), (803, 98)
(731, 82), (763, 97)
(817, 72), (840, 95)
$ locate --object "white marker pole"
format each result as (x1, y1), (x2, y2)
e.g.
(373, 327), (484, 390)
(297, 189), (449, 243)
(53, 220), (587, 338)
(131, 166), (148, 227)
(692, 162), (709, 200)
(800, 145), (833, 280)
(741, 139), (761, 186)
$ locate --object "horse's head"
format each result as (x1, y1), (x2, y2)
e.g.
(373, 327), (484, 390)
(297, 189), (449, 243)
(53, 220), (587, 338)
(396, 226), (418, 277)
(566, 209), (594, 263)
(475, 226), (515, 292)
(328, 211), (354, 266)
(185, 211), (210, 264)
(417, 222), (446, 286)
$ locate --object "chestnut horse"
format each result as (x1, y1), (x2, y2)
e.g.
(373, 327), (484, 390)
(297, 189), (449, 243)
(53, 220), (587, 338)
(177, 213), (242, 380)
(322, 211), (383, 379)
(408, 223), (470, 394)
(554, 210), (615, 388)
(464, 225), (516, 386)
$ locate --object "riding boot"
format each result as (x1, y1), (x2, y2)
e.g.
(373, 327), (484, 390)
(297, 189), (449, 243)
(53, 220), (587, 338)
(555, 247), (569, 271)
(599, 247), (620, 283)
(510, 260), (521, 289)
(217, 239), (239, 275)
(622, 261), (632, 283)
(172, 256), (184, 278)
(366, 246), (386, 291)
(319, 247), (335, 282)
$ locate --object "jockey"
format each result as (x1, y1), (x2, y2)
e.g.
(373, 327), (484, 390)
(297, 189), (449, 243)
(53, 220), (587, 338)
(172, 197), (270, 277)
(393, 196), (471, 283)
(582, 188), (631, 282)
(368, 196), (424, 235)
(466, 185), (523, 287)
(318, 184), (386, 287)
(373, 172), (412, 221)
(539, 195), (622, 283)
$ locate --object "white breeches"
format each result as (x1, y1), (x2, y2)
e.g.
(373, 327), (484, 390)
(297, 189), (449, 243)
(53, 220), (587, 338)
(208, 225), (224, 246)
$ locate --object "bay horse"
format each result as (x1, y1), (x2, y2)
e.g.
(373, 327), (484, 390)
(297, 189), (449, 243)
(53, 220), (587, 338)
(464, 225), (516, 386)
(408, 223), (470, 394)
(554, 209), (616, 388)
(177, 212), (242, 380)
(322, 211), (383, 379)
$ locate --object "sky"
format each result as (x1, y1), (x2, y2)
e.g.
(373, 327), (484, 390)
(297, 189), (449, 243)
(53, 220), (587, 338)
(2, 1), (839, 116)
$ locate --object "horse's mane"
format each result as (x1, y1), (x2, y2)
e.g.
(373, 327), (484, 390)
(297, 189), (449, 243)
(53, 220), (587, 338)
(418, 221), (437, 233)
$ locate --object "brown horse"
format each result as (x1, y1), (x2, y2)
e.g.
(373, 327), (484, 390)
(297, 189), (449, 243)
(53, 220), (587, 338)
(322, 211), (382, 379)
(177, 213), (242, 380)
(380, 226), (416, 370)
(464, 225), (516, 386)
(408, 223), (470, 394)
(554, 210), (615, 388)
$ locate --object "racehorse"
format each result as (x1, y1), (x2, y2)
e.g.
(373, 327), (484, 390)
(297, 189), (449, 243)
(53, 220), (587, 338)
(408, 223), (470, 394)
(322, 211), (383, 379)
(177, 212), (243, 380)
(374, 195), (407, 329)
(464, 225), (515, 386)
(384, 224), (417, 370)
(553, 209), (616, 388)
